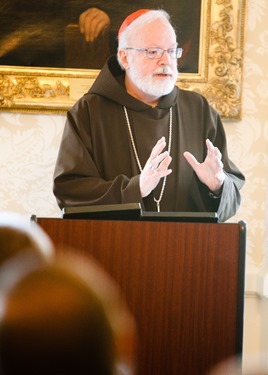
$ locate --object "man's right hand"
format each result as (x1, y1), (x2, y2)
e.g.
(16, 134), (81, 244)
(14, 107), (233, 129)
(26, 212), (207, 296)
(140, 137), (172, 198)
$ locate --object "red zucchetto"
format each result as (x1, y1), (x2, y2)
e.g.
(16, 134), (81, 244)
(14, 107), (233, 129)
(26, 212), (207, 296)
(118, 9), (151, 37)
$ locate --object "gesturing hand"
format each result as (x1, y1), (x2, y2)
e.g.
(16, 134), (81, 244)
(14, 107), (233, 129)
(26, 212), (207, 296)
(183, 139), (225, 194)
(140, 137), (172, 198)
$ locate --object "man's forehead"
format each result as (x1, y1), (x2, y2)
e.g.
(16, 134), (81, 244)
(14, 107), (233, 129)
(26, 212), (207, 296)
(131, 20), (176, 45)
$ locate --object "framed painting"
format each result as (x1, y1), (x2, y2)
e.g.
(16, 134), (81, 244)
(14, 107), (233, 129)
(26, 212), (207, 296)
(0, 0), (246, 120)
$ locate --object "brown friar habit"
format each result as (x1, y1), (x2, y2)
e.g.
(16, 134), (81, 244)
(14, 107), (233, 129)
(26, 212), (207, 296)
(53, 55), (245, 222)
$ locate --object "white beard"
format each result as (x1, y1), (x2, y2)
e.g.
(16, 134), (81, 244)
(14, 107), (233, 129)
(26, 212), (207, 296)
(128, 65), (178, 97)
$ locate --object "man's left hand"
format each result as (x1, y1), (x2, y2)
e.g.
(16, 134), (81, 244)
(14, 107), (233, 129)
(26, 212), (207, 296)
(183, 139), (225, 194)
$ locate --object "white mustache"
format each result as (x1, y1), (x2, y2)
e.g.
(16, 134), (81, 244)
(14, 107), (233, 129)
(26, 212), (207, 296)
(153, 66), (174, 75)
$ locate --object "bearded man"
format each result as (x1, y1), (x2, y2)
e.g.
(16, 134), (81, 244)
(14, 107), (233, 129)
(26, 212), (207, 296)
(53, 9), (245, 222)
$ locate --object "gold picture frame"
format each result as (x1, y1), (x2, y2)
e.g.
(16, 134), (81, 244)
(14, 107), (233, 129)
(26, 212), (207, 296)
(0, 0), (246, 120)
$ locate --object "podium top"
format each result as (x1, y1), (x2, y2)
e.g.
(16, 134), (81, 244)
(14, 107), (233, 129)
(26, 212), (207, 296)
(62, 203), (218, 223)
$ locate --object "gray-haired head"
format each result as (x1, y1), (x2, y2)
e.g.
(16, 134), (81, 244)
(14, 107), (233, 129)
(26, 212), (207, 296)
(117, 9), (176, 69)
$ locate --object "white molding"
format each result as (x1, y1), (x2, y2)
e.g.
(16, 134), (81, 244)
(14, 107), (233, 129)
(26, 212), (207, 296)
(245, 267), (268, 299)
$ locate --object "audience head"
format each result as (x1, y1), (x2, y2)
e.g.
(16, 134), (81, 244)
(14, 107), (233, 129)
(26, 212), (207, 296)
(209, 355), (268, 375)
(0, 252), (137, 375)
(0, 211), (54, 267)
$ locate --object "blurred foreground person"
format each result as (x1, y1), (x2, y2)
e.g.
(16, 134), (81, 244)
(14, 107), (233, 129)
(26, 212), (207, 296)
(0, 211), (54, 267)
(209, 355), (268, 375)
(0, 252), (137, 375)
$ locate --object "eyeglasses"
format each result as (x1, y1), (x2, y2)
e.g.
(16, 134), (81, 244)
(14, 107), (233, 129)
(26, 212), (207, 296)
(125, 47), (183, 59)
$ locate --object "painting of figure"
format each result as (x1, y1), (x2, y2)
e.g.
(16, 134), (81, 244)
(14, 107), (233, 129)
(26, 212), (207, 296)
(0, 0), (201, 73)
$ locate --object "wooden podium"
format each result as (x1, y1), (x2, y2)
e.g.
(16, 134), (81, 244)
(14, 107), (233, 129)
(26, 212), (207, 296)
(36, 217), (246, 375)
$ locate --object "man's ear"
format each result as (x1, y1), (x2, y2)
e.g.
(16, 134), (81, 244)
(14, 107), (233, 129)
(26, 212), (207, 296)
(118, 50), (129, 70)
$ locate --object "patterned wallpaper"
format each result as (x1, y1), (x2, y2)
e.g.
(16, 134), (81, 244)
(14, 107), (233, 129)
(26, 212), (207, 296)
(0, 0), (267, 281)
(225, 0), (268, 276)
(0, 113), (65, 217)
